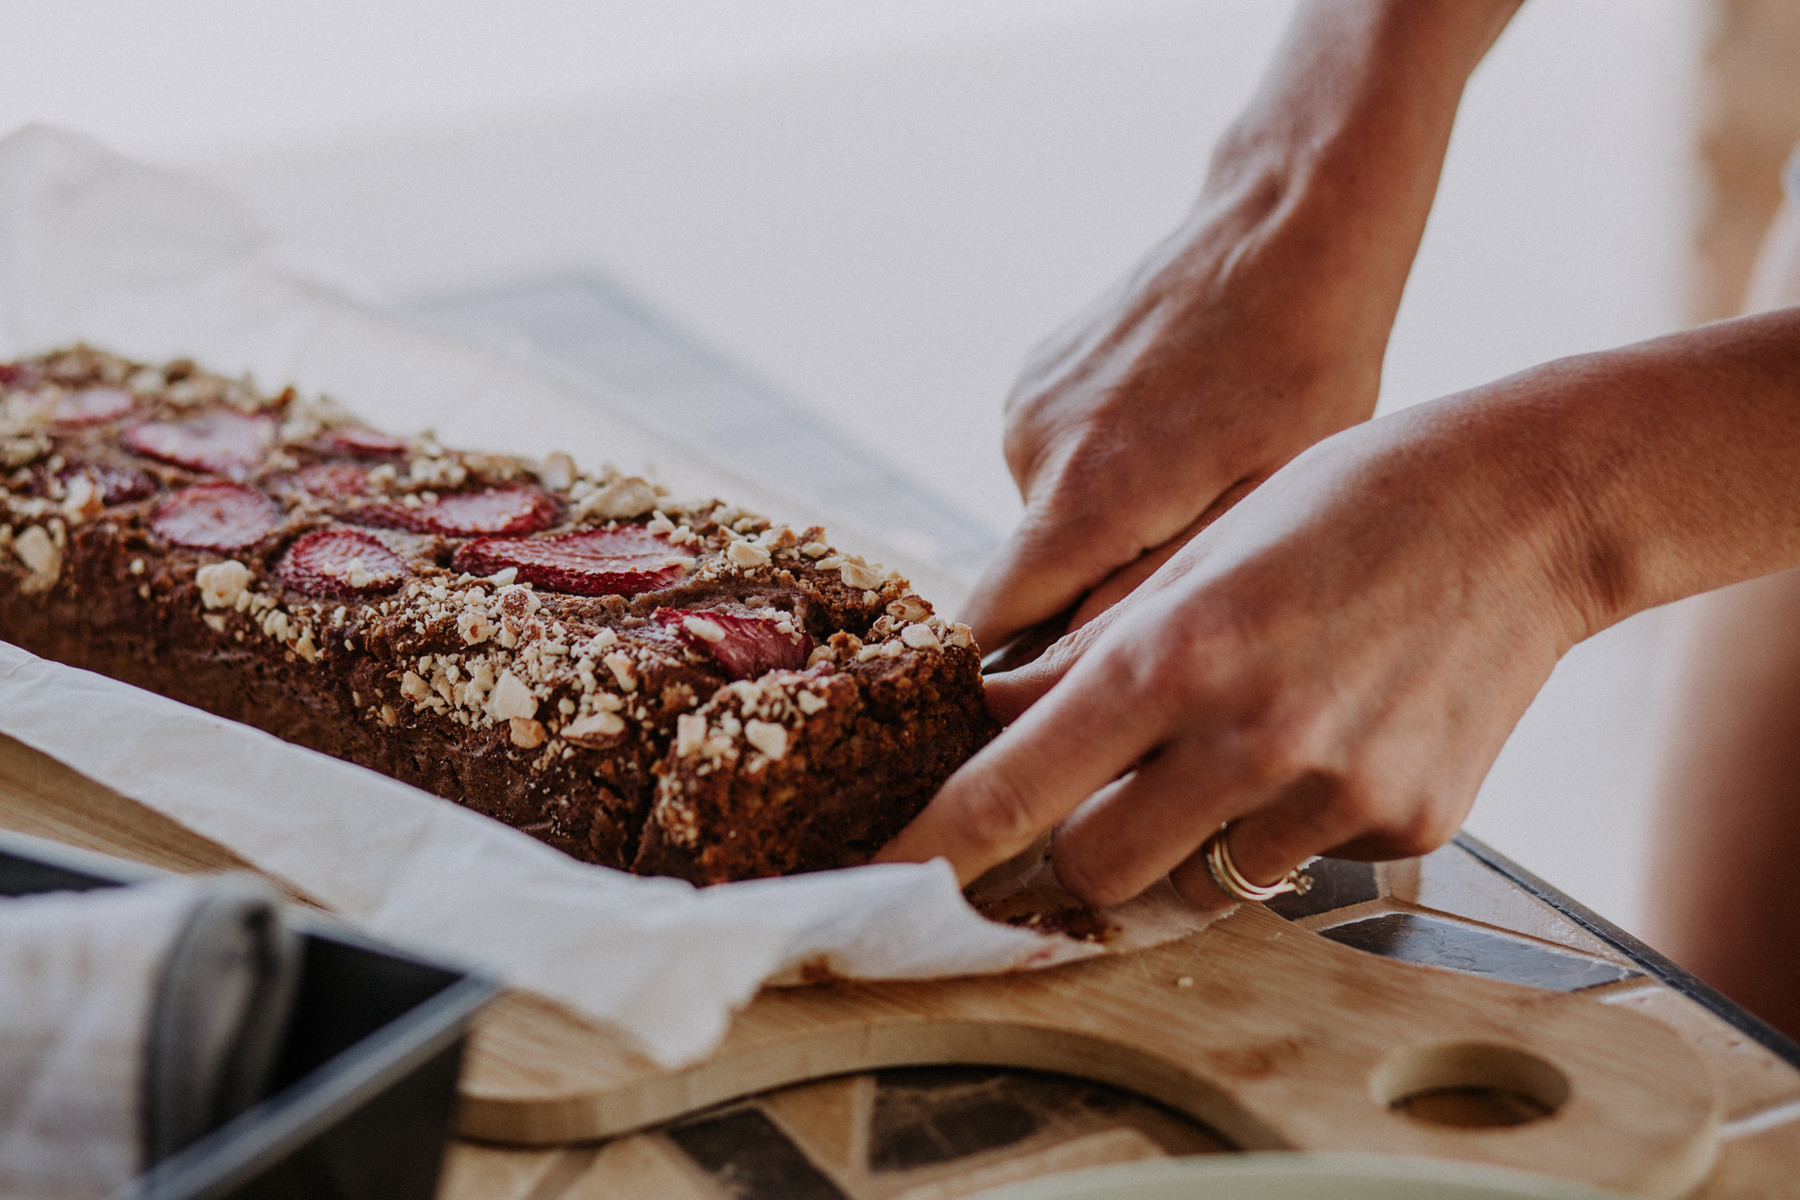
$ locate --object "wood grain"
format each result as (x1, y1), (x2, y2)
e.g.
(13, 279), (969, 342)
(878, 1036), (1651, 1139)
(0, 731), (1723, 1197)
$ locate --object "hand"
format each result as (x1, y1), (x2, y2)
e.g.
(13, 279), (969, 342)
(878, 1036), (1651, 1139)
(961, 191), (1388, 651)
(882, 392), (1593, 908)
(959, 0), (1527, 650)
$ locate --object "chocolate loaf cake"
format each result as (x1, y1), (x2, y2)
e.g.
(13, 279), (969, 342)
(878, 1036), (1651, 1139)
(0, 346), (995, 883)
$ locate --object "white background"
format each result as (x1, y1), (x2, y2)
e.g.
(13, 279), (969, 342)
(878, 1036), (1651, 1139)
(1, 0), (1707, 931)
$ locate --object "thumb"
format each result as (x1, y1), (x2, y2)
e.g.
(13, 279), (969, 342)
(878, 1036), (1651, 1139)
(961, 502), (1140, 653)
(982, 609), (1118, 724)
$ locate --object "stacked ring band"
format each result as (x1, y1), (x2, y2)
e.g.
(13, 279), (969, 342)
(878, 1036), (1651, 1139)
(1202, 823), (1315, 902)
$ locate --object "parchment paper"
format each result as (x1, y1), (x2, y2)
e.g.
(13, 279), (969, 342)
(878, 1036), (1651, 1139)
(0, 126), (1219, 1068)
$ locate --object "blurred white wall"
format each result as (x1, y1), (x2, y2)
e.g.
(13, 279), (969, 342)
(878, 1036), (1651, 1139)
(1, 0), (1709, 932)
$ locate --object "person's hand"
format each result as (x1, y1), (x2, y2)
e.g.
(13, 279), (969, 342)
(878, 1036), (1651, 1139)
(882, 389), (1597, 907)
(959, 0), (1528, 650)
(961, 200), (1389, 651)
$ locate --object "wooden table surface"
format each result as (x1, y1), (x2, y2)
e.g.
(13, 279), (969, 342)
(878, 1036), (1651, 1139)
(0, 678), (1791, 1198)
(434, 838), (1800, 1200)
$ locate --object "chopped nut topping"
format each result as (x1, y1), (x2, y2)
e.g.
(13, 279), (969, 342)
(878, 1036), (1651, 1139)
(603, 651), (639, 691)
(887, 595), (929, 623)
(681, 616), (726, 644)
(744, 719), (788, 761)
(0, 434), (50, 469)
(486, 669), (538, 720)
(725, 540), (771, 569)
(947, 622), (974, 649)
(195, 560), (253, 611)
(839, 560), (882, 590)
(457, 608), (495, 645)
(576, 476), (659, 521)
(13, 525), (61, 591)
(61, 474), (102, 525)
(796, 690), (828, 715)
(676, 712), (708, 757)
(536, 451), (576, 491)
(564, 710), (626, 746)
(900, 623), (941, 650)
(509, 716), (547, 749)
(401, 671), (431, 702)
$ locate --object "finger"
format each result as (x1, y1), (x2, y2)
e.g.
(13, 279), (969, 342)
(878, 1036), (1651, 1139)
(1047, 729), (1274, 908)
(1068, 476), (1263, 631)
(960, 501), (1143, 652)
(874, 636), (1174, 883)
(1165, 771), (1367, 907)
(981, 599), (1129, 725)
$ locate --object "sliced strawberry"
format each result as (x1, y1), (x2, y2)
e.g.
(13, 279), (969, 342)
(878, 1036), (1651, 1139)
(322, 426), (409, 459)
(61, 463), (155, 505)
(52, 386), (135, 426)
(357, 486), (556, 537)
(124, 410), (274, 475)
(276, 528), (408, 597)
(149, 483), (280, 551)
(0, 362), (43, 389)
(290, 462), (371, 499)
(656, 608), (812, 679)
(454, 526), (688, 595)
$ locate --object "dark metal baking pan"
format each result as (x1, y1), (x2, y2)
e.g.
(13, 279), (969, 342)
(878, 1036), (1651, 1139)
(0, 829), (499, 1200)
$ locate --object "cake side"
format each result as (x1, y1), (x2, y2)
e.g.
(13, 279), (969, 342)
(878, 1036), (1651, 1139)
(0, 345), (995, 881)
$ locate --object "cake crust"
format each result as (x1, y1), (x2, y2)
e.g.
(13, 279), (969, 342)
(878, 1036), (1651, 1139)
(0, 346), (995, 882)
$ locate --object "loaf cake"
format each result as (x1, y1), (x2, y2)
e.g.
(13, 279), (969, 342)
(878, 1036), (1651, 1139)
(0, 345), (995, 883)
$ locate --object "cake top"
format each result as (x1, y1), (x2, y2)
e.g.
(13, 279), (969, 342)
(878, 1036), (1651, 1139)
(0, 345), (972, 770)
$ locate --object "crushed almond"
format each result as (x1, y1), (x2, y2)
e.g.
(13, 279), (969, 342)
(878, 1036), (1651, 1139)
(195, 560), (253, 611)
(486, 669), (538, 720)
(744, 720), (789, 761)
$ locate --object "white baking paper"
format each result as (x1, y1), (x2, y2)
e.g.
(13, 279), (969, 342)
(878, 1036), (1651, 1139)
(0, 126), (1220, 1068)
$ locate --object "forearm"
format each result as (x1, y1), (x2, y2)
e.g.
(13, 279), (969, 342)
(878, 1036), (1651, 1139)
(1191, 1), (1520, 350)
(1404, 310), (1800, 645)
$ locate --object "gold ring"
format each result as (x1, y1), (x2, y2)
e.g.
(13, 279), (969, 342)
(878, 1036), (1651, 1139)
(1203, 823), (1315, 903)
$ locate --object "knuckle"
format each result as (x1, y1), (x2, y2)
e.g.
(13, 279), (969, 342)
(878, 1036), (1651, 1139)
(1050, 849), (1128, 909)
(1322, 774), (1384, 833)
(954, 773), (1043, 858)
(1235, 724), (1309, 790)
(1385, 794), (1461, 858)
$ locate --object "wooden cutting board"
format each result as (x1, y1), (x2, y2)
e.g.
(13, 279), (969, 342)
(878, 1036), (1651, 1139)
(0, 733), (1719, 1199)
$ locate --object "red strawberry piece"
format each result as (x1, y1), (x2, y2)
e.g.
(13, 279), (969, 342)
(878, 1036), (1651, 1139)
(358, 486), (556, 537)
(60, 463), (156, 505)
(291, 462), (370, 499)
(276, 528), (408, 597)
(454, 526), (689, 595)
(322, 426), (409, 459)
(0, 362), (42, 389)
(124, 410), (275, 475)
(52, 386), (135, 426)
(656, 608), (812, 679)
(149, 483), (281, 551)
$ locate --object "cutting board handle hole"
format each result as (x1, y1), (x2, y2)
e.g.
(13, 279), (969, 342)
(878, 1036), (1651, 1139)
(1371, 1041), (1569, 1129)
